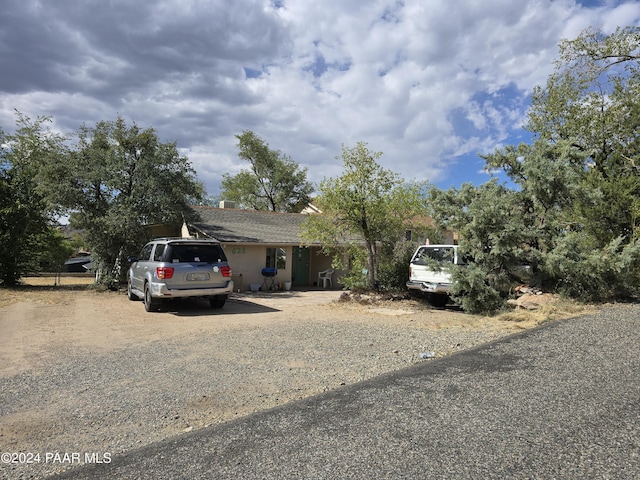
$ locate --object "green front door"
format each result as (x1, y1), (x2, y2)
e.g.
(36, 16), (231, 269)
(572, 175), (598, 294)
(292, 246), (310, 286)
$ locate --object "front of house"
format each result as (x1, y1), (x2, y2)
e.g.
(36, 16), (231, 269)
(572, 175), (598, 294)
(146, 204), (456, 293)
(171, 205), (338, 291)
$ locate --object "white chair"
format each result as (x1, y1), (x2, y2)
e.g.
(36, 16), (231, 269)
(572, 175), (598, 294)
(318, 268), (334, 288)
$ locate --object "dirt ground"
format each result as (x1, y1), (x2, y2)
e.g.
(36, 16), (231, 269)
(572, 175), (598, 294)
(0, 277), (594, 478)
(0, 277), (588, 378)
(0, 287), (433, 376)
(0, 275), (595, 380)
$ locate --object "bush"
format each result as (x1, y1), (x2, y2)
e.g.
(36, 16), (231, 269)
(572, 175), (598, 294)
(377, 240), (417, 292)
(334, 246), (369, 291)
(542, 234), (640, 302)
(449, 263), (506, 314)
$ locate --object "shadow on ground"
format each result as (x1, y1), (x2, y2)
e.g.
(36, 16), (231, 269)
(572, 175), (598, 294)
(166, 297), (280, 316)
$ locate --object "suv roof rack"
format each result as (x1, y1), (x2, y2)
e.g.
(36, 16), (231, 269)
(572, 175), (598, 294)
(151, 237), (219, 242)
(152, 237), (188, 241)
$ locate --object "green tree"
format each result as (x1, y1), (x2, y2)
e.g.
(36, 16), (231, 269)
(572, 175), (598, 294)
(524, 26), (640, 296)
(56, 117), (204, 287)
(0, 113), (69, 286)
(38, 229), (75, 273)
(302, 142), (429, 290)
(429, 27), (640, 312)
(528, 26), (640, 243)
(220, 131), (313, 212)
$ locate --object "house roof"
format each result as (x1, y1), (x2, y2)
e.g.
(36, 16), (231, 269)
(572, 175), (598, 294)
(189, 206), (316, 244)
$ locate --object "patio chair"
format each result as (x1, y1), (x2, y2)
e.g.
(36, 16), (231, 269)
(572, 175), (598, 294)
(318, 268), (334, 288)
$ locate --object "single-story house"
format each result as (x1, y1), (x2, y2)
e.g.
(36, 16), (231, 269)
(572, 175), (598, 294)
(147, 203), (457, 292)
(152, 204), (340, 292)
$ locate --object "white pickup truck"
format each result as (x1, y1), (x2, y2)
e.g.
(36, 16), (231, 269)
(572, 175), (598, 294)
(406, 244), (461, 307)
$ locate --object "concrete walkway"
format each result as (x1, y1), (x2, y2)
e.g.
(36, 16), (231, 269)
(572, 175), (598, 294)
(52, 305), (640, 479)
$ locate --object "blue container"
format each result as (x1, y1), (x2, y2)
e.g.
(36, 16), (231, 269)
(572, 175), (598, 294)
(261, 267), (277, 277)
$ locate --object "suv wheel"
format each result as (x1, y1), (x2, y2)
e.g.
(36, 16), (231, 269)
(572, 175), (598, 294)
(127, 278), (139, 301)
(209, 295), (227, 309)
(144, 284), (162, 312)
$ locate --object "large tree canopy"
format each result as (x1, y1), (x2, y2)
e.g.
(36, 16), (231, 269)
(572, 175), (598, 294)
(220, 130), (313, 212)
(0, 113), (71, 285)
(302, 142), (430, 290)
(430, 27), (640, 312)
(528, 26), (640, 243)
(55, 117), (204, 286)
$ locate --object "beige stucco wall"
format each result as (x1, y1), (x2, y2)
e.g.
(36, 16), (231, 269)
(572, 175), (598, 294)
(224, 244), (341, 291)
(224, 244), (293, 292)
(308, 247), (347, 288)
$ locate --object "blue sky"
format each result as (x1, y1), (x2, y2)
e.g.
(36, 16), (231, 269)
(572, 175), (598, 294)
(1, 0), (639, 197)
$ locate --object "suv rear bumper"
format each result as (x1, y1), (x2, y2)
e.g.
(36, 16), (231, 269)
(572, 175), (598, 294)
(149, 280), (234, 298)
(406, 280), (451, 294)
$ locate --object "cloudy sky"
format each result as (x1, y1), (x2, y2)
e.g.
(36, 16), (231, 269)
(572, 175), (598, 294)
(2, 0), (639, 198)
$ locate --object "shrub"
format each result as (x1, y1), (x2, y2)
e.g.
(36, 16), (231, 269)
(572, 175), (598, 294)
(377, 240), (417, 292)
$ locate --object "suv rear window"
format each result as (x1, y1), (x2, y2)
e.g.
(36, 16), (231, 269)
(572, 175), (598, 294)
(164, 244), (226, 263)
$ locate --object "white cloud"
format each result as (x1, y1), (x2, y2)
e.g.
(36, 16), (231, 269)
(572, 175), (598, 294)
(1, 0), (638, 194)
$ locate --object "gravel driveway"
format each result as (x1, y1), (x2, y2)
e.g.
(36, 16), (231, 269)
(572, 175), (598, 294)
(0, 287), (583, 479)
(52, 303), (640, 480)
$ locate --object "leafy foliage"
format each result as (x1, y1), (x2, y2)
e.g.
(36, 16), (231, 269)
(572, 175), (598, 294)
(302, 142), (430, 290)
(0, 114), (70, 285)
(543, 234), (640, 301)
(528, 26), (640, 244)
(220, 131), (313, 212)
(449, 263), (505, 314)
(377, 239), (421, 292)
(430, 27), (640, 312)
(57, 117), (204, 287)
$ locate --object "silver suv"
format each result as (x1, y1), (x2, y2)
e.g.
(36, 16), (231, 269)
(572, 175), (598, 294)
(127, 238), (234, 312)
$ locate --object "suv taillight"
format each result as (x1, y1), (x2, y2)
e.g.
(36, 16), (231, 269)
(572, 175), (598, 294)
(221, 265), (232, 277)
(156, 267), (174, 279)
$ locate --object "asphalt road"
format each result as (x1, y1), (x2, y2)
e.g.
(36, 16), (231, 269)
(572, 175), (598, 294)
(51, 305), (639, 480)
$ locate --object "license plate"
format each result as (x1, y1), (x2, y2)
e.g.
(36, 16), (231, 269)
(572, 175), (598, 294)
(187, 272), (210, 281)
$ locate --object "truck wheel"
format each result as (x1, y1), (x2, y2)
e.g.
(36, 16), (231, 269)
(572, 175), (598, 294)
(209, 295), (227, 309)
(429, 293), (449, 308)
(144, 284), (162, 312)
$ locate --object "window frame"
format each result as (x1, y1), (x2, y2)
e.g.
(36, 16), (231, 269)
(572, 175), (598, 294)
(265, 247), (286, 269)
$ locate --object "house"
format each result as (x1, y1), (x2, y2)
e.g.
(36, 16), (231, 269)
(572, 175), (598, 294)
(404, 216), (458, 245)
(177, 204), (338, 291)
(146, 203), (456, 292)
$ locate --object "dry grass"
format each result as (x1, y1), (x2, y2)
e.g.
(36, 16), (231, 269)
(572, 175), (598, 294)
(336, 291), (598, 330)
(20, 275), (95, 287)
(493, 297), (598, 329)
(0, 276), (96, 309)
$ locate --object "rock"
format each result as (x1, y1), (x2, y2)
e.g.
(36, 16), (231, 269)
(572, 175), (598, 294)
(515, 285), (534, 294)
(511, 293), (556, 310)
(338, 292), (351, 302)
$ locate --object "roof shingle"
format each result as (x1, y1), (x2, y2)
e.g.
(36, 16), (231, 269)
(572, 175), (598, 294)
(190, 206), (314, 244)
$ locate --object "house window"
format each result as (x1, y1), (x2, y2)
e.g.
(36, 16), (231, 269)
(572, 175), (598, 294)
(266, 247), (286, 269)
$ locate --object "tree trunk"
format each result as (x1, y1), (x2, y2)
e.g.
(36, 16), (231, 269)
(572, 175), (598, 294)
(366, 241), (377, 290)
